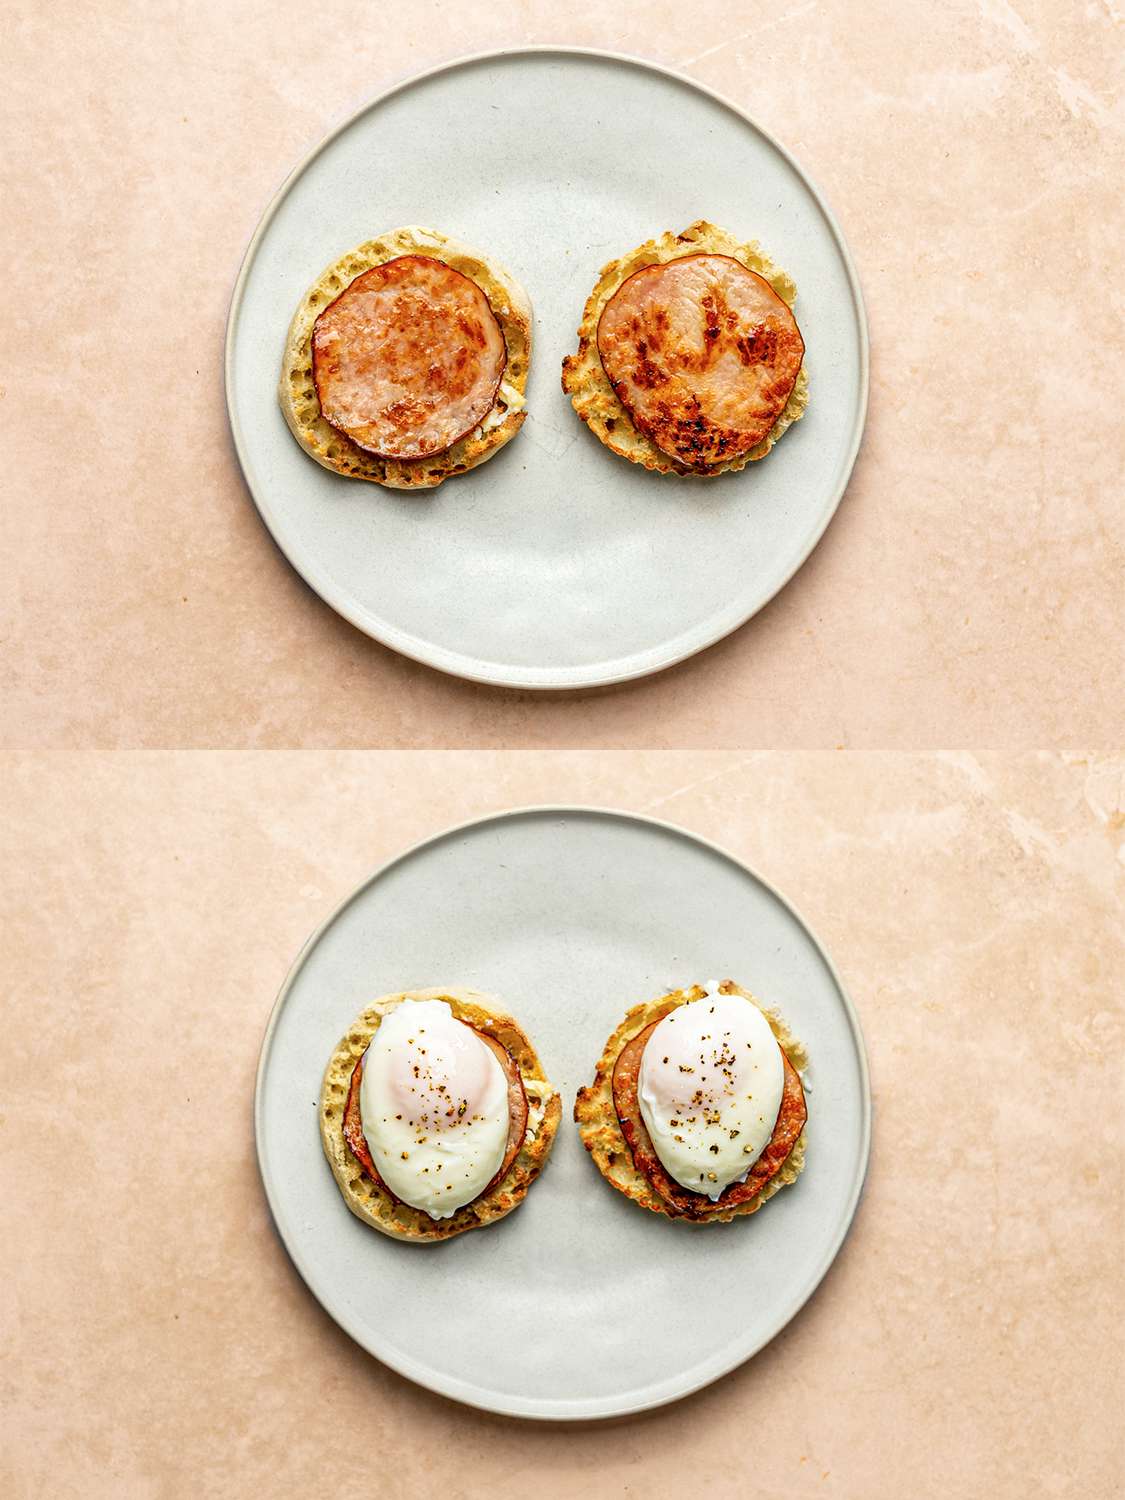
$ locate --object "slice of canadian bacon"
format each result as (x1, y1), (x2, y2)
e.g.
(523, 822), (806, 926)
(596, 252), (804, 469)
(311, 255), (507, 461)
(611, 1015), (807, 1218)
(343, 1026), (529, 1207)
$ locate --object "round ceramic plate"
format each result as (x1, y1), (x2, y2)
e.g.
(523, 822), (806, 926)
(255, 808), (870, 1419)
(226, 48), (868, 689)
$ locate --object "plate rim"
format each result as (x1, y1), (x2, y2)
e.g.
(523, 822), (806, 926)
(224, 45), (870, 691)
(254, 803), (872, 1420)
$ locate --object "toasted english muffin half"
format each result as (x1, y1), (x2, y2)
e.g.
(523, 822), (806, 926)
(321, 987), (560, 1242)
(280, 227), (532, 490)
(575, 980), (807, 1223)
(562, 220), (808, 476)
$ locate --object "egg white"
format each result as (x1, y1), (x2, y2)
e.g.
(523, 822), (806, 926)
(638, 984), (784, 1201)
(359, 999), (510, 1219)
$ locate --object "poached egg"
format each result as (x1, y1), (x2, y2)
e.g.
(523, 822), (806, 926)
(359, 998), (510, 1219)
(638, 982), (785, 1201)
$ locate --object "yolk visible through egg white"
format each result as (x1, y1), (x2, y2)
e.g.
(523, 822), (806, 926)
(359, 999), (510, 1219)
(638, 984), (785, 1200)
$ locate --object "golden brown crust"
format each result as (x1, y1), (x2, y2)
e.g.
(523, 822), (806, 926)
(321, 988), (560, 1242)
(574, 981), (808, 1223)
(280, 227), (532, 490)
(561, 221), (808, 477)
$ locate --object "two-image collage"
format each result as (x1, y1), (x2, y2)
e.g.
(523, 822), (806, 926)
(5, 10), (1122, 1499)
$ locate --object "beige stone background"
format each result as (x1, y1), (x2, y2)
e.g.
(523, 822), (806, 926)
(2, 752), (1122, 1497)
(4, 0), (1123, 749)
(4, 0), (1123, 1491)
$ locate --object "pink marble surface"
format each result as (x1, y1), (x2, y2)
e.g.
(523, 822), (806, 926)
(5, 2), (1123, 748)
(3, 752), (1121, 1497)
(4, 1), (1122, 1490)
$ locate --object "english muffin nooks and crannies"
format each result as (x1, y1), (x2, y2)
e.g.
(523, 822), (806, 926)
(562, 221), (808, 476)
(280, 227), (532, 490)
(321, 988), (560, 1242)
(575, 980), (808, 1222)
